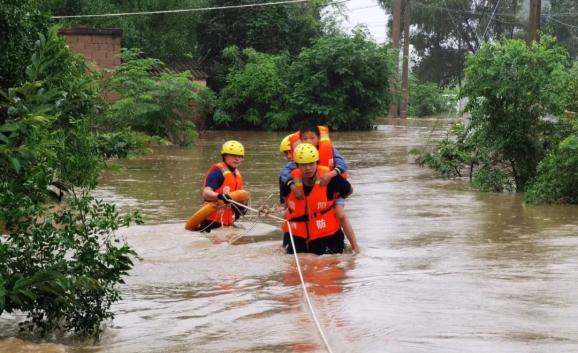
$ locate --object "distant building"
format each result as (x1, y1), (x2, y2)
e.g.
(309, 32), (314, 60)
(58, 27), (122, 69)
(149, 60), (208, 86)
(58, 27), (208, 101)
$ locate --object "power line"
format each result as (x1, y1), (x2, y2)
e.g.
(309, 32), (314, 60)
(548, 16), (578, 31)
(482, 0), (503, 39)
(51, 0), (348, 19)
(347, 3), (381, 11)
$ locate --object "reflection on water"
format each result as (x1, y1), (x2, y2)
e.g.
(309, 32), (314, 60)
(2, 119), (578, 353)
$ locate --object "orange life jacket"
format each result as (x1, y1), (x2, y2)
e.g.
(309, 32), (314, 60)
(282, 166), (341, 241)
(289, 126), (335, 169)
(289, 126), (349, 178)
(203, 162), (243, 226)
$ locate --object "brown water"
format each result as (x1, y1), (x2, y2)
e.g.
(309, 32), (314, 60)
(2, 119), (578, 353)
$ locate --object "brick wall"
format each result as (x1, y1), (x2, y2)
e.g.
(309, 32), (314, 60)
(59, 28), (122, 69)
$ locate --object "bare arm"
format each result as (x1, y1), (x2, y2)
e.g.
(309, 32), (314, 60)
(203, 186), (220, 201)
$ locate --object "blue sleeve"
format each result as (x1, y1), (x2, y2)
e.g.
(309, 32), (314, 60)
(333, 147), (348, 173)
(279, 161), (296, 185)
(204, 169), (224, 190)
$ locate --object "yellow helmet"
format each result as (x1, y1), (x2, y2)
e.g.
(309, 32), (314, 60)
(279, 134), (292, 153)
(293, 143), (319, 164)
(221, 140), (245, 156)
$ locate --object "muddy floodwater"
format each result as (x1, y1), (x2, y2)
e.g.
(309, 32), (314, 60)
(2, 119), (578, 353)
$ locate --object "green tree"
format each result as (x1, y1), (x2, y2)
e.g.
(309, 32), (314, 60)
(461, 36), (571, 191)
(416, 37), (573, 193)
(409, 78), (447, 117)
(0, 0), (49, 91)
(197, 0), (325, 90)
(103, 49), (215, 146)
(44, 0), (204, 62)
(379, 0), (577, 86)
(542, 0), (578, 60)
(213, 47), (289, 130)
(286, 30), (393, 130)
(525, 134), (578, 204)
(0, 27), (140, 338)
(380, 0), (527, 86)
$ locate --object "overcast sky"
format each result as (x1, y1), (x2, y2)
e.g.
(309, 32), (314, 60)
(342, 0), (390, 43)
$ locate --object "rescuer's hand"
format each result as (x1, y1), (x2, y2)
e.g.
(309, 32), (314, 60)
(318, 170), (337, 186)
(217, 193), (232, 204)
(290, 184), (304, 200)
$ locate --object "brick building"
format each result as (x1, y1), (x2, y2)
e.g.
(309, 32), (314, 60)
(59, 27), (122, 69)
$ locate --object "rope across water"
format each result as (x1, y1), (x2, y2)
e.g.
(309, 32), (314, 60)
(227, 199), (335, 353)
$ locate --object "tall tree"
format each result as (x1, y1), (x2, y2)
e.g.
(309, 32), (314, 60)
(388, 0), (402, 118)
(197, 0), (326, 90)
(379, 0), (526, 86)
(0, 0), (49, 91)
(542, 0), (578, 59)
(44, 0), (205, 62)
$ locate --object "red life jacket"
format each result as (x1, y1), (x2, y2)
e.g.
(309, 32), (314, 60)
(282, 166), (341, 241)
(203, 162), (243, 226)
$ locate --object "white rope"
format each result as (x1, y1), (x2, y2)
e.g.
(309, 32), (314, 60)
(228, 199), (335, 353)
(50, 0), (349, 19)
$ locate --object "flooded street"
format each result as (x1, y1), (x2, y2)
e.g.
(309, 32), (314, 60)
(2, 120), (578, 353)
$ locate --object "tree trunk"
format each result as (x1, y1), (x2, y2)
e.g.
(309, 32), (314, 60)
(527, 0), (541, 43)
(400, 0), (411, 119)
(388, 0), (402, 118)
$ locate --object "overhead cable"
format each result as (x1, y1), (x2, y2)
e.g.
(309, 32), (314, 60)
(51, 0), (348, 19)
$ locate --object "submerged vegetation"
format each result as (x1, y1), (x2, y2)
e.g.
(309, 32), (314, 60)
(414, 37), (578, 203)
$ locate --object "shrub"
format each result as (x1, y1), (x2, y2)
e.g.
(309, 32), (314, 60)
(214, 47), (289, 130)
(286, 30), (393, 130)
(525, 133), (578, 204)
(0, 26), (140, 338)
(104, 49), (215, 146)
(460, 36), (572, 191)
(409, 80), (445, 117)
(0, 0), (48, 91)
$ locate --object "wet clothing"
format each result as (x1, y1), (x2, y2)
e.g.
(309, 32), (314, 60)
(283, 229), (345, 255)
(205, 168), (225, 191)
(279, 172), (351, 204)
(279, 148), (348, 186)
(280, 168), (351, 255)
(288, 126), (337, 169)
(201, 162), (243, 231)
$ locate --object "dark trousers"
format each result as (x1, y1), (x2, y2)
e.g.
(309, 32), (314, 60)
(283, 229), (345, 255)
(198, 220), (222, 233)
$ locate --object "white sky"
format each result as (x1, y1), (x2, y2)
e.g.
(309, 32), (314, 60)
(342, 0), (390, 43)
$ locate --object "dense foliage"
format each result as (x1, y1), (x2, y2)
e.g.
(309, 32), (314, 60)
(0, 0), (49, 91)
(415, 37), (576, 199)
(287, 31), (393, 130)
(409, 79), (455, 117)
(461, 37), (571, 191)
(103, 49), (215, 146)
(44, 0), (204, 62)
(378, 0), (577, 86)
(0, 28), (140, 338)
(525, 133), (578, 204)
(198, 0), (325, 89)
(214, 47), (289, 130)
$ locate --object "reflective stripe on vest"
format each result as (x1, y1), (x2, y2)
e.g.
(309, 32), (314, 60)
(203, 162), (243, 226)
(282, 166), (340, 241)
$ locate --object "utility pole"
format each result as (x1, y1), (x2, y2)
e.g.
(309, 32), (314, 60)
(527, 0), (541, 43)
(388, 0), (402, 119)
(400, 0), (411, 119)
